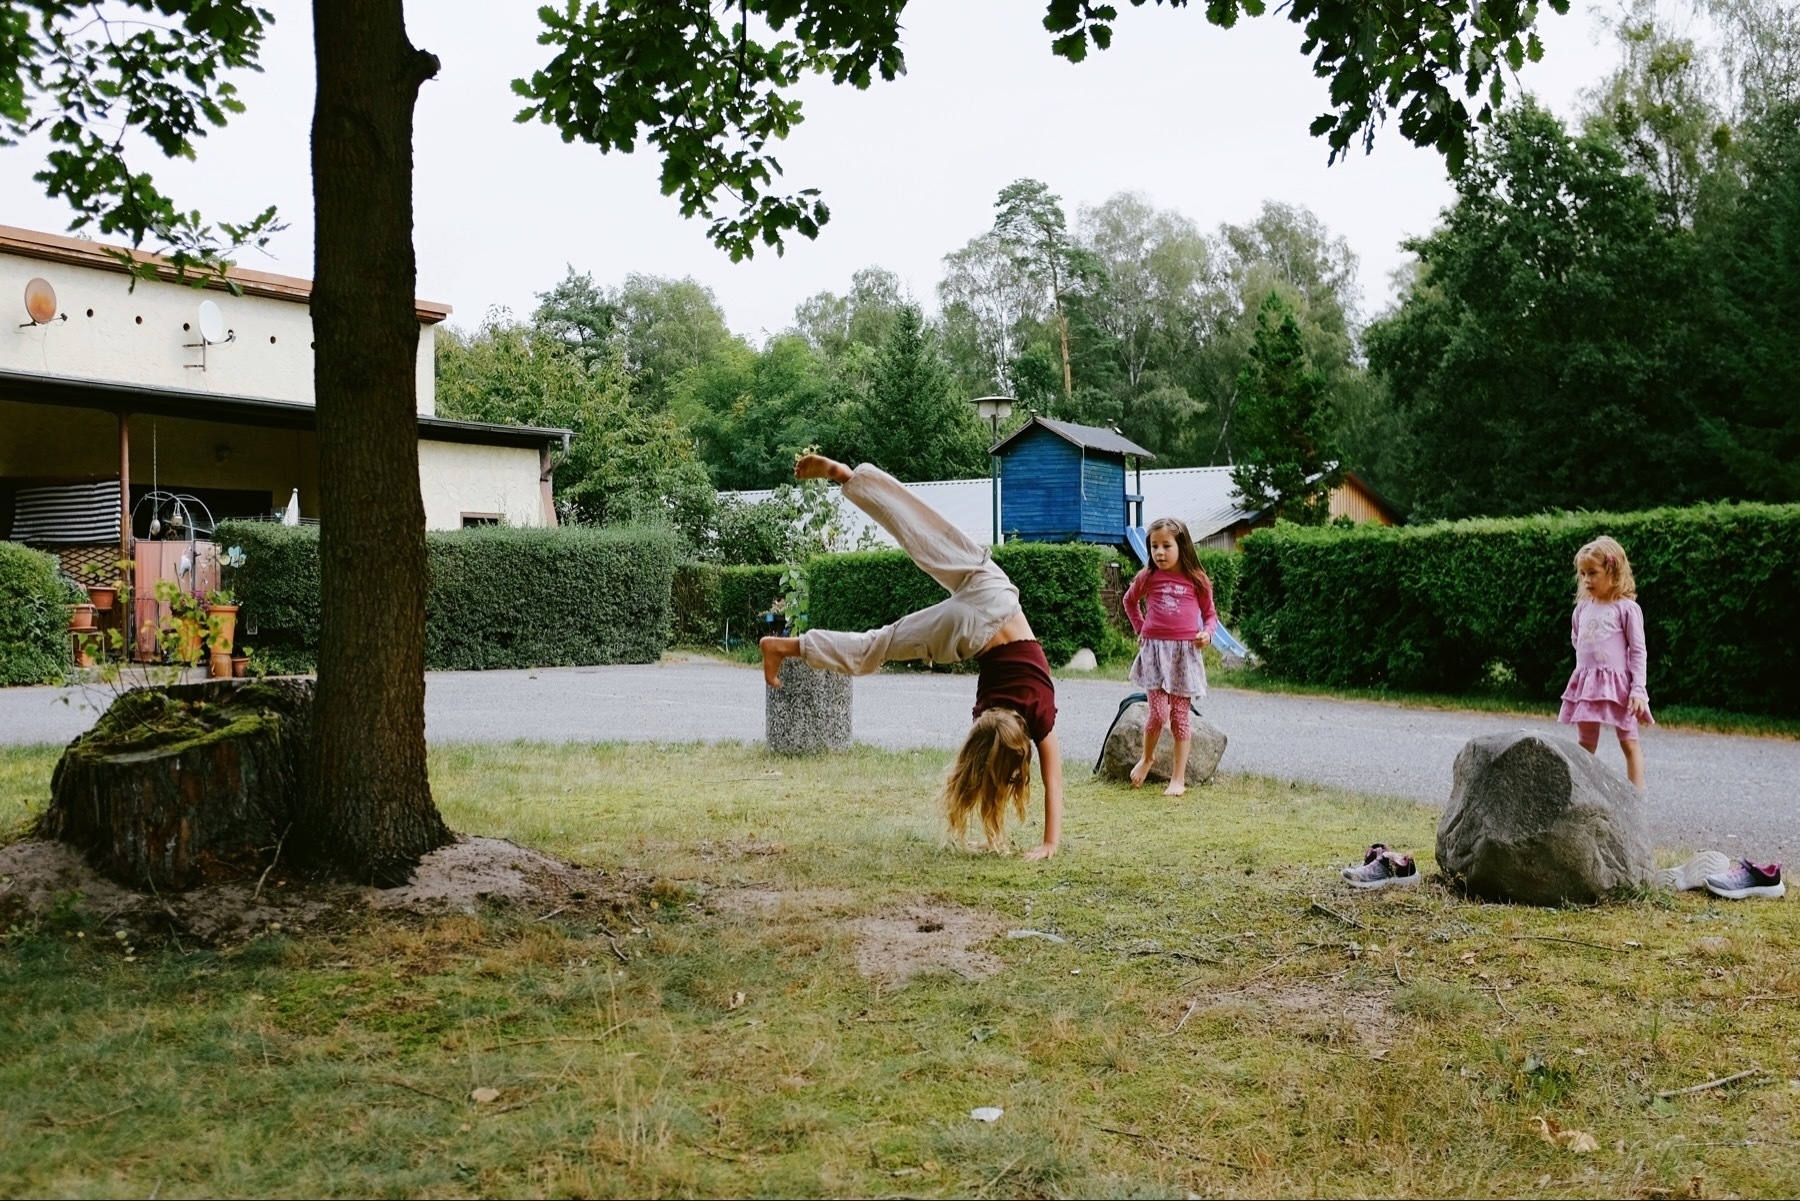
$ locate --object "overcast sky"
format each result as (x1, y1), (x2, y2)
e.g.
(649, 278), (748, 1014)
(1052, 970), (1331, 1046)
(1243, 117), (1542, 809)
(1, 0), (1626, 340)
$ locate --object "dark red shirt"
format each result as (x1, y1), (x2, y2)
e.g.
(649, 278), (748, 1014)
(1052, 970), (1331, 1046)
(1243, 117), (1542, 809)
(973, 639), (1058, 743)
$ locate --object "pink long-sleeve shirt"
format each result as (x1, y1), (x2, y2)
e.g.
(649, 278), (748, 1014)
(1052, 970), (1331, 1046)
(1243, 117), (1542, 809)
(1123, 568), (1217, 642)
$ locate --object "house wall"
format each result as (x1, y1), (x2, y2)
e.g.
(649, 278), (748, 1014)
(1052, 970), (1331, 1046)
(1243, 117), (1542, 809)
(1000, 429), (1082, 539)
(0, 253), (437, 414)
(418, 441), (547, 529)
(1078, 452), (1127, 542)
(1328, 478), (1394, 525)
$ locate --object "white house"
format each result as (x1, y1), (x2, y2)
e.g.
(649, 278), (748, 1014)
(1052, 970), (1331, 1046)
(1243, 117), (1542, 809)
(0, 223), (566, 575)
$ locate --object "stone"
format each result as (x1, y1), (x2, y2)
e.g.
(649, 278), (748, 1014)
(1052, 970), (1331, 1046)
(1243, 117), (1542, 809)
(1063, 647), (1097, 672)
(38, 678), (313, 891)
(1436, 731), (1653, 906)
(1096, 700), (1227, 786)
(766, 658), (852, 754)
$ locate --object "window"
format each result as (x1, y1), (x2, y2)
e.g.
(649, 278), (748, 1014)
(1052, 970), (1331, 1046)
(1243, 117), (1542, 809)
(460, 513), (502, 528)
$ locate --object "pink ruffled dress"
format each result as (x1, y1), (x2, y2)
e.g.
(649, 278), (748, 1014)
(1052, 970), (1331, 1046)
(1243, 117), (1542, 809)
(1558, 598), (1653, 739)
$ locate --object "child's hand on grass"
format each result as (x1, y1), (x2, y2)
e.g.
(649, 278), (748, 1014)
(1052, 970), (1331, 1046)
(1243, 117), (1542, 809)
(1021, 842), (1057, 861)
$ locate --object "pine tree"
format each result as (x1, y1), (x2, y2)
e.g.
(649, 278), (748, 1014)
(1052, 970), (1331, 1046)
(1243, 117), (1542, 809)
(1230, 293), (1343, 524)
(852, 306), (990, 481)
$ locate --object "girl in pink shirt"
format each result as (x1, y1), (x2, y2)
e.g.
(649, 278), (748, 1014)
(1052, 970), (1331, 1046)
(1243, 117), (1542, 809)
(1558, 535), (1654, 790)
(1122, 517), (1218, 796)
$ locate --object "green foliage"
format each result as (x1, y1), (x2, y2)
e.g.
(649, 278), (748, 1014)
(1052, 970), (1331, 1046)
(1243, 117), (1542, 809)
(218, 521), (678, 673)
(426, 526), (676, 671)
(0, 541), (71, 685)
(669, 563), (789, 645)
(1194, 548), (1241, 627)
(850, 306), (989, 482)
(0, 1), (284, 276)
(1238, 504), (1800, 717)
(435, 317), (716, 547)
(1230, 292), (1343, 524)
(808, 541), (1112, 666)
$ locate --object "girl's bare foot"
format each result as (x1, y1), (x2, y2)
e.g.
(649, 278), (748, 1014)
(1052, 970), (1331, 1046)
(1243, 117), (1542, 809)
(795, 454), (852, 483)
(1163, 780), (1187, 798)
(760, 636), (798, 688)
(1129, 757), (1151, 788)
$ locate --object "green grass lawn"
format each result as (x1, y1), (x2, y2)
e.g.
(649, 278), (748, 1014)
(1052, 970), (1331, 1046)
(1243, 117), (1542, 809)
(3, 741), (1797, 1198)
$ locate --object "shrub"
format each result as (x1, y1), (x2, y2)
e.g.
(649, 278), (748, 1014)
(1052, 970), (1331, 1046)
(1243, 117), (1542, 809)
(667, 563), (787, 645)
(0, 541), (73, 685)
(1196, 548), (1241, 627)
(217, 522), (678, 672)
(807, 541), (1111, 666)
(1237, 504), (1800, 716)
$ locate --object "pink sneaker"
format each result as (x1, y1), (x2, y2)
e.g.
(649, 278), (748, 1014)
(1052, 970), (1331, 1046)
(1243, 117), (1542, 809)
(1704, 859), (1785, 900)
(1342, 848), (1419, 890)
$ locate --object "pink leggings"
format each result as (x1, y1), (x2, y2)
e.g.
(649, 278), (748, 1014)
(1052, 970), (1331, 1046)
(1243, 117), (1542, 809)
(1145, 689), (1191, 741)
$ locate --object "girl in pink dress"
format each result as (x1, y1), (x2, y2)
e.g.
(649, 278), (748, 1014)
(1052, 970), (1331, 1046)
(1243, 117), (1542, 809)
(1558, 536), (1654, 790)
(1122, 517), (1218, 796)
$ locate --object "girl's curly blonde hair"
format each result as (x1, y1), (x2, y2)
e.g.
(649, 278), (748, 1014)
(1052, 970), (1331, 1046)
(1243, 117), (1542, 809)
(1574, 536), (1637, 601)
(941, 707), (1032, 852)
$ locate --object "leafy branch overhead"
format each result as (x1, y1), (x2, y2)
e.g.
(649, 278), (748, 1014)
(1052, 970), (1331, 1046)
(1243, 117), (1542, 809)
(516, 0), (1563, 261)
(0, 1), (285, 283)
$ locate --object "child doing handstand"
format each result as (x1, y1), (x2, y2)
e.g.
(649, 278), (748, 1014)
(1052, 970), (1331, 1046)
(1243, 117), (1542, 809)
(1558, 535), (1654, 790)
(760, 455), (1062, 860)
(1122, 517), (1217, 797)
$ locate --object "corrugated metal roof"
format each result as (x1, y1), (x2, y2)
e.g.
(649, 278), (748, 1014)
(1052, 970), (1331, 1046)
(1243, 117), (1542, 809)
(722, 465), (1260, 550)
(990, 416), (1156, 460)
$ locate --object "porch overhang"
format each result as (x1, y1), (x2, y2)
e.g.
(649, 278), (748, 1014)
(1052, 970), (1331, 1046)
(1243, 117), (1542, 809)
(0, 367), (571, 450)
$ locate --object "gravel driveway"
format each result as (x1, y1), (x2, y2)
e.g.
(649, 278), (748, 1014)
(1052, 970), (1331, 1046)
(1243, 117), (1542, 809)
(4, 657), (1793, 855)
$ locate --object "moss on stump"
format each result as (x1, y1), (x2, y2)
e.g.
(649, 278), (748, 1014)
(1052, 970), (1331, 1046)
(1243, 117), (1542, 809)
(39, 679), (314, 891)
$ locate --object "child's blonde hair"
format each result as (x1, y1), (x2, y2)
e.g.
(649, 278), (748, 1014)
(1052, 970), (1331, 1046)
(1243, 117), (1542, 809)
(1574, 536), (1638, 601)
(941, 707), (1032, 851)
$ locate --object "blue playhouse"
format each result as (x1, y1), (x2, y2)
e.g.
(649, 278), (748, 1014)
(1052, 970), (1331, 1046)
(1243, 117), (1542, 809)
(990, 416), (1156, 566)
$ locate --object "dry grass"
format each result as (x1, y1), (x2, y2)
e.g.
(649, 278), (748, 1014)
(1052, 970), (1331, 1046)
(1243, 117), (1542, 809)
(2, 739), (1798, 1198)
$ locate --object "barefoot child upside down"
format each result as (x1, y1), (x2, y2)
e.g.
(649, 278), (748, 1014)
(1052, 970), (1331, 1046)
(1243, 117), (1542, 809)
(761, 455), (1063, 860)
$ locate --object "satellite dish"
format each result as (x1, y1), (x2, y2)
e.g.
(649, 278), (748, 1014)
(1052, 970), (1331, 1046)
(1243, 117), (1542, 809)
(197, 299), (227, 344)
(23, 277), (57, 325)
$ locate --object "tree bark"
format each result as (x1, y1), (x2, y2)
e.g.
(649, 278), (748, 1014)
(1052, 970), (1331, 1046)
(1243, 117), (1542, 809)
(305, 0), (450, 884)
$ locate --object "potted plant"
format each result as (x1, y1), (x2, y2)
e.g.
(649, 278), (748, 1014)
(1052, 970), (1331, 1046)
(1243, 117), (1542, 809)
(66, 601), (97, 632)
(231, 647), (252, 678)
(203, 546), (246, 679)
(86, 582), (117, 611)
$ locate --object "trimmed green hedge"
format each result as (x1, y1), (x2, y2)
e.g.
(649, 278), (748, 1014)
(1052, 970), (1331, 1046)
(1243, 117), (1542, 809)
(808, 541), (1112, 667)
(1238, 504), (1800, 716)
(1195, 549), (1241, 627)
(670, 564), (789, 645)
(0, 541), (73, 685)
(217, 522), (678, 673)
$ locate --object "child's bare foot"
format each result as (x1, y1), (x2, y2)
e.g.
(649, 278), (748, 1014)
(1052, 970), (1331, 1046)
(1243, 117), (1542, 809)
(794, 454), (852, 483)
(1129, 757), (1151, 788)
(1163, 779), (1187, 798)
(760, 635), (798, 688)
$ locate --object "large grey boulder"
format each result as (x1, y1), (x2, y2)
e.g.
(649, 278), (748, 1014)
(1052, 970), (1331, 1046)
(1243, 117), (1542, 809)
(1437, 731), (1653, 905)
(766, 658), (853, 754)
(1097, 701), (1227, 786)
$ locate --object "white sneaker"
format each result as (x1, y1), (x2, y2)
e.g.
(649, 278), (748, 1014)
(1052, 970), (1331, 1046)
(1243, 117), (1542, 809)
(1342, 848), (1421, 890)
(1655, 850), (1733, 892)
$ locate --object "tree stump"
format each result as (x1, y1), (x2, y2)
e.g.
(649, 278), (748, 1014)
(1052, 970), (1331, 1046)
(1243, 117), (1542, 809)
(38, 679), (314, 891)
(766, 659), (852, 754)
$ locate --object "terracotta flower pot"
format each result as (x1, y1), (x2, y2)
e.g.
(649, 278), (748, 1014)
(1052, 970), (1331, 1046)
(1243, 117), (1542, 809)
(86, 585), (117, 612)
(231, 654), (250, 678)
(67, 603), (96, 632)
(175, 618), (204, 665)
(208, 649), (234, 679)
(205, 603), (239, 655)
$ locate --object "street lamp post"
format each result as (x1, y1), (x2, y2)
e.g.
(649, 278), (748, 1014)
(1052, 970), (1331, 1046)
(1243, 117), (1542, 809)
(970, 395), (1015, 546)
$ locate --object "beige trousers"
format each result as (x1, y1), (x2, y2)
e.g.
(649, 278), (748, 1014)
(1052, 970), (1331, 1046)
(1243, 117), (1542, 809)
(799, 464), (1020, 675)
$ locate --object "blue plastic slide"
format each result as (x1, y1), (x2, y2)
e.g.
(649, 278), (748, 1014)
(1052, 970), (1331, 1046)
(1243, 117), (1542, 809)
(1124, 525), (1150, 568)
(1211, 623), (1252, 659)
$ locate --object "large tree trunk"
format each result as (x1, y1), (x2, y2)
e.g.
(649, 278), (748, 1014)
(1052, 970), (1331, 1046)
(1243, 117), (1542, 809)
(305, 0), (450, 884)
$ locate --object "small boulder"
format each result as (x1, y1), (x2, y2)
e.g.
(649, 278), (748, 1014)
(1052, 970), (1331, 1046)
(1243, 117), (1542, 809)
(1436, 731), (1653, 905)
(766, 658), (852, 754)
(1097, 701), (1226, 786)
(1063, 647), (1097, 672)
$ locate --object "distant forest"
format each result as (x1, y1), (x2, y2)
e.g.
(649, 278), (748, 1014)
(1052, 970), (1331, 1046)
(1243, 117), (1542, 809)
(437, 0), (1799, 549)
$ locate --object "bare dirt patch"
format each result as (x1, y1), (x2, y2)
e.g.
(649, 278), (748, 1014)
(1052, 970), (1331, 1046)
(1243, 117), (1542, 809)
(1193, 979), (1397, 1047)
(851, 898), (1007, 988)
(0, 834), (635, 943)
